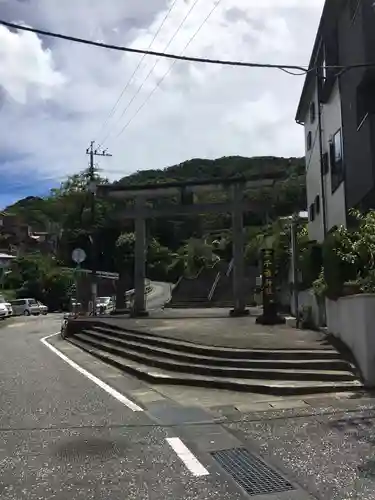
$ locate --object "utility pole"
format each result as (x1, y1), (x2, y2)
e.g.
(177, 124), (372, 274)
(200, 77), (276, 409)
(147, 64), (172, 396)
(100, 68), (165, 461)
(86, 141), (112, 315)
(291, 213), (299, 328)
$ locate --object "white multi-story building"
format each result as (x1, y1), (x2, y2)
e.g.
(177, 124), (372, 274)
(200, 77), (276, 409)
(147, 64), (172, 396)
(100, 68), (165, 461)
(296, 0), (375, 242)
(297, 78), (346, 242)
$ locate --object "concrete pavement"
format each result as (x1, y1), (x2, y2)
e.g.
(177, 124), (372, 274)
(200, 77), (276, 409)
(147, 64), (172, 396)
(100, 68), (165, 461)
(0, 314), (270, 499)
(2, 314), (375, 499)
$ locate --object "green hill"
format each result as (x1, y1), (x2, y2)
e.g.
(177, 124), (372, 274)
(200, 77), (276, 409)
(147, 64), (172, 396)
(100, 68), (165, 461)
(3, 155), (306, 271)
(118, 155), (305, 184)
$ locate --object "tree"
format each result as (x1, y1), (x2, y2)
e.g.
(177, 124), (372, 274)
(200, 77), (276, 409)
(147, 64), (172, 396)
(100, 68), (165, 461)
(169, 238), (219, 277)
(6, 253), (75, 310)
(147, 238), (173, 281)
(314, 210), (375, 298)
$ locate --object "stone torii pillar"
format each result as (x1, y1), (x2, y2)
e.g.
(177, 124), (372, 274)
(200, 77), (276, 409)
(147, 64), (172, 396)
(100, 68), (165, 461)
(230, 183), (248, 317)
(132, 197), (148, 317)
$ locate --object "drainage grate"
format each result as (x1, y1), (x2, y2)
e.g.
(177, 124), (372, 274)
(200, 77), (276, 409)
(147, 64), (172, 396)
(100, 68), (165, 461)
(211, 448), (295, 497)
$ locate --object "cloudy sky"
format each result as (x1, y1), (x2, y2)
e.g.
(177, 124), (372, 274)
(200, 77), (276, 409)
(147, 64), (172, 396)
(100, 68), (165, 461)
(0, 0), (324, 207)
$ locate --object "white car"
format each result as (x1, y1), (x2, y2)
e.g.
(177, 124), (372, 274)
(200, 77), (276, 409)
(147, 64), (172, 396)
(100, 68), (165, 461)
(0, 296), (12, 318)
(37, 301), (48, 315)
(10, 298), (40, 316)
(4, 302), (13, 317)
(0, 302), (8, 320)
(96, 297), (114, 314)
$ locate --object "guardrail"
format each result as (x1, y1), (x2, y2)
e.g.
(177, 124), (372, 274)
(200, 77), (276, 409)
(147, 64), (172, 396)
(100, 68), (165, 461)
(208, 272), (221, 301)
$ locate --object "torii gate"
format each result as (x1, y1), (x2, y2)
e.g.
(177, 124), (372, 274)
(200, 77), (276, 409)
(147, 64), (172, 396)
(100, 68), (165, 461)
(98, 176), (274, 317)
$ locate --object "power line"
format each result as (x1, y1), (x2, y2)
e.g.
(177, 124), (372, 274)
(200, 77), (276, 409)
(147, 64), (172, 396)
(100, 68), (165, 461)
(0, 19), (309, 72)
(110, 0), (225, 142)
(95, 0), (180, 146)
(4, 19), (373, 76)
(280, 68), (309, 76)
(99, 0), (203, 146)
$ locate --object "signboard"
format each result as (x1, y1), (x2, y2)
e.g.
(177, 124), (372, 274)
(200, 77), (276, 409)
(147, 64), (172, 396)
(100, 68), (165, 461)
(72, 248), (86, 264)
(261, 248), (276, 317)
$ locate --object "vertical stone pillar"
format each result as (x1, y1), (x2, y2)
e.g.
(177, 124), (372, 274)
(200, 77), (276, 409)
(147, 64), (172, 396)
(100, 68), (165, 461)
(230, 183), (248, 317)
(133, 197), (148, 317)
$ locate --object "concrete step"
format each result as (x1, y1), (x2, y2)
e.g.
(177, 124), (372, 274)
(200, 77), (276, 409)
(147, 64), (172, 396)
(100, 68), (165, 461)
(75, 331), (358, 382)
(92, 324), (342, 360)
(166, 302), (252, 309)
(68, 336), (364, 396)
(84, 328), (355, 372)
(166, 302), (212, 308)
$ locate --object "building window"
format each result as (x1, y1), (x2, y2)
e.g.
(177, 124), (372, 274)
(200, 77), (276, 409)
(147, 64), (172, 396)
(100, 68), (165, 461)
(315, 195), (321, 215)
(330, 129), (344, 193)
(309, 203), (315, 222)
(310, 102), (316, 123)
(307, 131), (312, 151)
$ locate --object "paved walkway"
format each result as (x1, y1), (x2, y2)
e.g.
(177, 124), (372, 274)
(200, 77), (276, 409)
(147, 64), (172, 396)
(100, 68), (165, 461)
(97, 308), (331, 350)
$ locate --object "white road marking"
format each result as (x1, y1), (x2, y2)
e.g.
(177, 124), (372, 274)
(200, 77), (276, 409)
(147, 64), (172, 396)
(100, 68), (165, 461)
(166, 437), (209, 477)
(6, 322), (26, 328)
(40, 333), (143, 412)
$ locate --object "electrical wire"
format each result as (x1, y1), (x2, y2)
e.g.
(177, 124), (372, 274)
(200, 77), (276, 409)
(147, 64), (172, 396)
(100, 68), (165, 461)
(95, 0), (180, 146)
(4, 19), (373, 76)
(280, 68), (309, 76)
(0, 19), (309, 73)
(99, 0), (203, 147)
(109, 0), (226, 142)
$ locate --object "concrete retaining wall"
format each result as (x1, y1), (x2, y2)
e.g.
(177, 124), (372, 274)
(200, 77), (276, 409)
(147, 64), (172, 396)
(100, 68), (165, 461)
(291, 289), (326, 328)
(326, 294), (375, 386)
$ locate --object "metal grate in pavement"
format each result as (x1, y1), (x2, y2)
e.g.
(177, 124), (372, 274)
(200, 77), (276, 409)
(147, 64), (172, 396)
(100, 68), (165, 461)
(211, 447), (295, 497)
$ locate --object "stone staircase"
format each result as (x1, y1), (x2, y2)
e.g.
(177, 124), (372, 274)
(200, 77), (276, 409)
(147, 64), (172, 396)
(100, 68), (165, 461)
(166, 261), (259, 309)
(166, 265), (220, 308)
(67, 323), (363, 396)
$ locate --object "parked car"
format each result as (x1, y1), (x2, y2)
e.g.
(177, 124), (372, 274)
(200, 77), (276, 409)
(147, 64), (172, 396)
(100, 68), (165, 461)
(37, 301), (48, 315)
(4, 302), (13, 317)
(10, 298), (40, 316)
(0, 296), (12, 318)
(0, 302), (8, 320)
(96, 296), (114, 314)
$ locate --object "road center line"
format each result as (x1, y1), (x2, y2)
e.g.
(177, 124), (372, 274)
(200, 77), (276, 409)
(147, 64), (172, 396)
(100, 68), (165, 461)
(40, 333), (143, 412)
(166, 437), (209, 477)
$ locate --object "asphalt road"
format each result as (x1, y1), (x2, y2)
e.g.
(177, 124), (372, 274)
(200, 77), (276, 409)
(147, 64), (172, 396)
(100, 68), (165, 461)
(0, 314), (254, 500)
(146, 281), (172, 310)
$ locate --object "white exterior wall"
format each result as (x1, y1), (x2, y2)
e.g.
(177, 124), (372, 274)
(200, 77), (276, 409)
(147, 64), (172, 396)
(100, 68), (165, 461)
(321, 80), (347, 232)
(303, 79), (346, 243)
(326, 295), (375, 387)
(304, 85), (324, 242)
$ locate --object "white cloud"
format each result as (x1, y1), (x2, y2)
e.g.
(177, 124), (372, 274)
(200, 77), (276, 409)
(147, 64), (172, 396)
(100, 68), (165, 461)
(0, 0), (324, 188)
(0, 25), (65, 103)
